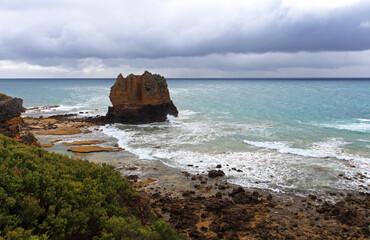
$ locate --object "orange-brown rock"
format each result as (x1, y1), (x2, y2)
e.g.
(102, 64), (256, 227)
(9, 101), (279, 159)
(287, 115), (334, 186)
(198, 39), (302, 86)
(67, 145), (124, 153)
(73, 152), (88, 158)
(62, 140), (106, 146)
(0, 94), (40, 147)
(0, 93), (25, 138)
(37, 127), (83, 135)
(0, 116), (23, 138)
(42, 143), (54, 148)
(34, 122), (93, 135)
(105, 71), (178, 124)
(110, 71), (172, 108)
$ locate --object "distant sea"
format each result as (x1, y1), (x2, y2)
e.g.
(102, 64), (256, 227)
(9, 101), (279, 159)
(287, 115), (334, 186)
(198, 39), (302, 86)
(1, 78), (369, 195)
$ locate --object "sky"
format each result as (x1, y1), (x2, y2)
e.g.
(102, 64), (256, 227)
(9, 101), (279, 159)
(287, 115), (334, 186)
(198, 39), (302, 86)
(0, 0), (370, 78)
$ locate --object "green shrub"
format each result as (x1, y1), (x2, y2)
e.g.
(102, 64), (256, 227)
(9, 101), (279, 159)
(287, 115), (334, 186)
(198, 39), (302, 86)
(0, 134), (182, 240)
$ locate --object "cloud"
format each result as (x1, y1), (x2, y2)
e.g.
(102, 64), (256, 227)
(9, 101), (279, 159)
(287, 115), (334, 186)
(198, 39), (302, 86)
(0, 0), (370, 77)
(359, 20), (370, 29)
(1, 50), (370, 78)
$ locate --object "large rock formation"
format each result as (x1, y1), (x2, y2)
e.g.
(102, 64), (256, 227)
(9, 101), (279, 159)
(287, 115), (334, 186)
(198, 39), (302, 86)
(0, 93), (40, 146)
(0, 94), (25, 122)
(105, 71), (178, 124)
(0, 94), (25, 138)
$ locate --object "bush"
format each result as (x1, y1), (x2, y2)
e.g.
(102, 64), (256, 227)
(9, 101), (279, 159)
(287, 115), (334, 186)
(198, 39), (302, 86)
(0, 134), (183, 239)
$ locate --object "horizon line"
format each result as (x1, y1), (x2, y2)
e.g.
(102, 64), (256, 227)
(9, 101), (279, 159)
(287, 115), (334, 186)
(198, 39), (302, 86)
(1, 77), (370, 80)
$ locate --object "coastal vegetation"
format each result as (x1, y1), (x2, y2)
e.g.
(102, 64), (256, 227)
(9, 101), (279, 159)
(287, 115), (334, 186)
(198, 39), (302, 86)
(0, 134), (182, 239)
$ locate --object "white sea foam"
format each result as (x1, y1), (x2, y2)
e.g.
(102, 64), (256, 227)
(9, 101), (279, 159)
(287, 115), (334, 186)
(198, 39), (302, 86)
(100, 125), (155, 160)
(166, 114), (182, 124)
(98, 111), (369, 194)
(320, 120), (370, 133)
(150, 146), (368, 193)
(358, 118), (370, 122)
(243, 138), (369, 163)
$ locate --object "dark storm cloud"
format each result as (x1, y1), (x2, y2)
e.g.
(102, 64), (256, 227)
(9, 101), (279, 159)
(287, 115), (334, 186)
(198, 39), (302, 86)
(1, 0), (370, 61)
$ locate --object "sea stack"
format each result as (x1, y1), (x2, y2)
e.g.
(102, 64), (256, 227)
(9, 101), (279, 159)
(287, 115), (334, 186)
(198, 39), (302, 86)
(105, 71), (178, 124)
(0, 93), (25, 138)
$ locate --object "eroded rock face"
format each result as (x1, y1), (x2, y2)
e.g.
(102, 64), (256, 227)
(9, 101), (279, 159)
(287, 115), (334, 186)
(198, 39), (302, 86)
(0, 93), (40, 146)
(105, 71), (178, 124)
(0, 94), (25, 138)
(0, 94), (25, 122)
(0, 116), (23, 138)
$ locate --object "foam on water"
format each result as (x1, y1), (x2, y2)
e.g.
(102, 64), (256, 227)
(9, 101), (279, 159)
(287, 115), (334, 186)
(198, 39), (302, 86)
(149, 145), (367, 193)
(100, 125), (156, 160)
(320, 119), (370, 133)
(243, 138), (370, 163)
(3, 78), (369, 195)
(97, 110), (369, 194)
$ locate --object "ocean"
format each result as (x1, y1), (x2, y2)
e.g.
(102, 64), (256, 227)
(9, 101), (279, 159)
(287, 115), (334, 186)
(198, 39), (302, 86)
(1, 78), (369, 195)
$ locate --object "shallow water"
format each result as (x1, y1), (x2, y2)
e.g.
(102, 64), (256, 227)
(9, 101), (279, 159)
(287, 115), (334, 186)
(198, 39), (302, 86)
(1, 78), (369, 195)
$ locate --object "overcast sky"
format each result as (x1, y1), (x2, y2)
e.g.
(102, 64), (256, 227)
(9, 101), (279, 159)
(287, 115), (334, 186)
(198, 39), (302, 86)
(0, 0), (370, 78)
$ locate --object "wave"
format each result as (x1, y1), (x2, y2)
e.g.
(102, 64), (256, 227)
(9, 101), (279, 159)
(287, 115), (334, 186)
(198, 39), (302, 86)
(26, 104), (84, 113)
(98, 124), (369, 194)
(99, 125), (156, 160)
(320, 120), (370, 133)
(243, 138), (369, 162)
(358, 118), (370, 122)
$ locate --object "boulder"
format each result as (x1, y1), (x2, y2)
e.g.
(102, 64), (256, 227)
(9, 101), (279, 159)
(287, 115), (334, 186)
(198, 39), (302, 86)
(208, 170), (225, 178)
(0, 94), (25, 138)
(0, 93), (25, 122)
(105, 71), (178, 124)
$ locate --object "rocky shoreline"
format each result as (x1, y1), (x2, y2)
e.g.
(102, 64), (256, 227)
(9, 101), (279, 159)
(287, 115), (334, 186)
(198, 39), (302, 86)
(20, 113), (370, 240)
(128, 163), (369, 239)
(2, 77), (369, 239)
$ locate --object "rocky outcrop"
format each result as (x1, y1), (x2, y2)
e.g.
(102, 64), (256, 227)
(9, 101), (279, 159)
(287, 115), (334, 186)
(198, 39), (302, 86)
(0, 116), (23, 139)
(0, 93), (40, 146)
(105, 71), (178, 124)
(0, 94), (25, 122)
(0, 94), (25, 138)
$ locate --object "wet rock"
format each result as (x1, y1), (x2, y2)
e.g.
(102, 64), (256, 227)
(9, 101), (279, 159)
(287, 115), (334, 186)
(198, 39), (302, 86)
(205, 198), (232, 212)
(42, 143), (54, 148)
(230, 187), (262, 204)
(216, 164), (222, 168)
(189, 229), (206, 239)
(308, 194), (317, 200)
(67, 145), (123, 153)
(169, 203), (199, 230)
(208, 170), (225, 178)
(182, 171), (190, 177)
(62, 140), (106, 146)
(126, 175), (139, 182)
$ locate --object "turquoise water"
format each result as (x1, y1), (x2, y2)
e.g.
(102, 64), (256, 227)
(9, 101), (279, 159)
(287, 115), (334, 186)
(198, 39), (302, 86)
(1, 78), (369, 194)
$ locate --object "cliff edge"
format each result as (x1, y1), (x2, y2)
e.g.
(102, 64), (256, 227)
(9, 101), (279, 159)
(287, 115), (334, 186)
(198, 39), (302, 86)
(105, 71), (178, 124)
